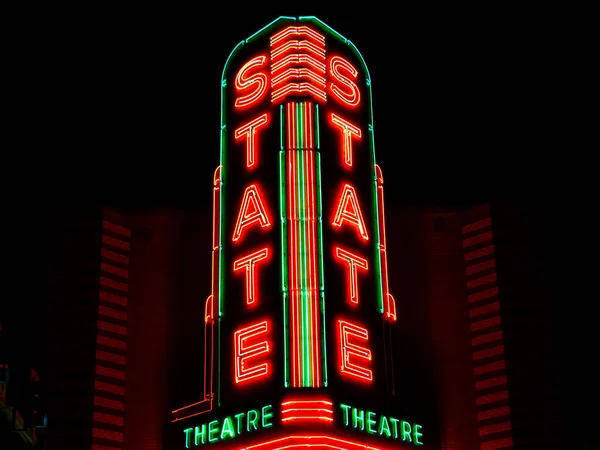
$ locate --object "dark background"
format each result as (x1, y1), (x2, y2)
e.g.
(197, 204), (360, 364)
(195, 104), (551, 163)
(6, 4), (592, 448)
(9, 6), (575, 209)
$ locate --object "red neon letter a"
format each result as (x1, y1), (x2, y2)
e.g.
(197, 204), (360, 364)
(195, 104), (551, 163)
(332, 184), (368, 241)
(232, 184), (271, 242)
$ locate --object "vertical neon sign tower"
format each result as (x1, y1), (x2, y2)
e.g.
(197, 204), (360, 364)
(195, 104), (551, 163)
(170, 16), (426, 449)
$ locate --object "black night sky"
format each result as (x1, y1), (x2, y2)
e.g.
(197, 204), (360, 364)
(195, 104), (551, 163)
(7, 4), (593, 449)
(14, 6), (570, 209)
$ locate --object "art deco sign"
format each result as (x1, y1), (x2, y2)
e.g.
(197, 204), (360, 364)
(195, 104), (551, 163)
(168, 15), (426, 449)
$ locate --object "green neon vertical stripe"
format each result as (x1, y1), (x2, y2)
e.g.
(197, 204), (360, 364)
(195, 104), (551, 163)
(315, 152), (327, 386)
(297, 149), (308, 386)
(279, 150), (289, 387)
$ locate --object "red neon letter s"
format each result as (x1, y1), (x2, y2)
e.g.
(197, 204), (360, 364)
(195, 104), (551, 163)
(235, 56), (269, 109)
(234, 320), (271, 383)
(328, 56), (360, 107)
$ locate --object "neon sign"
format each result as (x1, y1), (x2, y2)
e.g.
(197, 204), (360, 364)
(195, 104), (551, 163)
(184, 404), (274, 447)
(340, 403), (424, 446)
(169, 15), (421, 450)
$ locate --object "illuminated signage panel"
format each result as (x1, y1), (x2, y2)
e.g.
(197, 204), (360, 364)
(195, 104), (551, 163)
(168, 15), (426, 450)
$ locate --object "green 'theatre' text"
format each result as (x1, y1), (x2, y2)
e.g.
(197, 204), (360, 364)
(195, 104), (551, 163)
(184, 404), (274, 447)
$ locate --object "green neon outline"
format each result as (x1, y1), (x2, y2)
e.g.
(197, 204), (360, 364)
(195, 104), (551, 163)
(279, 149), (289, 387)
(217, 15), (388, 399)
(316, 151), (328, 386)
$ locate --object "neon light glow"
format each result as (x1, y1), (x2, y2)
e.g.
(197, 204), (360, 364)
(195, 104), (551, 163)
(338, 319), (372, 382)
(334, 247), (368, 305)
(283, 101), (325, 388)
(340, 403), (424, 446)
(234, 113), (270, 169)
(233, 247), (270, 306)
(280, 398), (334, 424)
(375, 165), (396, 322)
(232, 184), (272, 242)
(234, 320), (272, 384)
(270, 26), (326, 47)
(235, 56), (269, 109)
(270, 24), (326, 104)
(270, 40), (326, 61)
(330, 113), (362, 167)
(239, 435), (394, 450)
(271, 54), (326, 76)
(328, 55), (361, 107)
(183, 404), (274, 447)
(332, 183), (369, 241)
(176, 15), (406, 445)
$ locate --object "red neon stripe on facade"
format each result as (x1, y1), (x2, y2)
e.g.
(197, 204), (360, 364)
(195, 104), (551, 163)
(91, 444), (121, 450)
(462, 230), (493, 248)
(467, 273), (497, 290)
(475, 376), (507, 391)
(97, 334), (127, 351)
(100, 276), (128, 293)
(474, 360), (506, 376)
(96, 350), (126, 366)
(239, 434), (391, 450)
(99, 290), (128, 307)
(473, 345), (505, 361)
(98, 320), (127, 336)
(375, 165), (396, 322)
(464, 245), (495, 261)
(98, 305), (128, 321)
(466, 258), (497, 275)
(471, 330), (503, 347)
(94, 380), (125, 396)
(95, 365), (125, 380)
(101, 235), (130, 251)
(100, 262), (129, 279)
(271, 40), (326, 60)
(280, 398), (334, 421)
(270, 26), (325, 46)
(468, 287), (498, 304)
(479, 436), (514, 450)
(102, 220), (131, 237)
(93, 411), (124, 426)
(477, 405), (511, 421)
(469, 301), (500, 318)
(461, 217), (492, 234)
(285, 103), (321, 387)
(93, 396), (124, 411)
(92, 427), (123, 442)
(470, 316), (501, 332)
(271, 54), (326, 76)
(101, 248), (130, 265)
(479, 420), (512, 436)
(476, 390), (509, 406)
